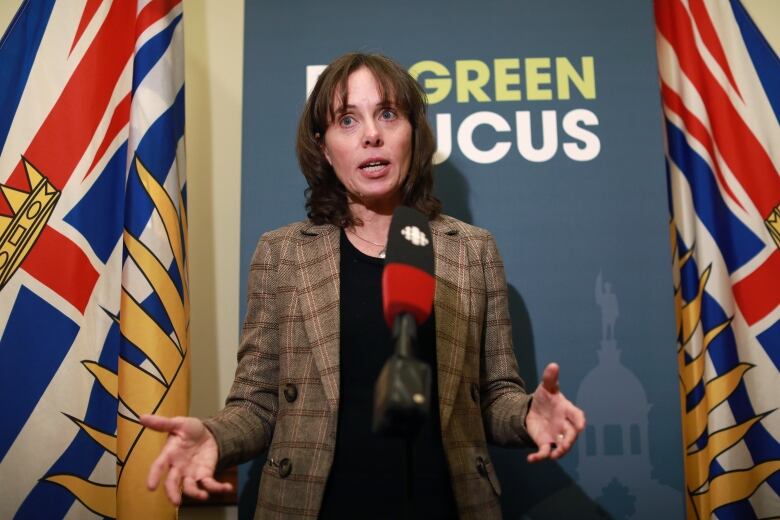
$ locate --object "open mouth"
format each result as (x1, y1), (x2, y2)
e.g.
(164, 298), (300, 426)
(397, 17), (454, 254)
(359, 159), (389, 173)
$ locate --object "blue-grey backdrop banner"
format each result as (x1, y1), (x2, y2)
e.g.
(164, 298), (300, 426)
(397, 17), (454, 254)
(238, 1), (683, 518)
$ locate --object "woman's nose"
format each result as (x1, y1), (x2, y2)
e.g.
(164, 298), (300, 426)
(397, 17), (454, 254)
(362, 123), (382, 147)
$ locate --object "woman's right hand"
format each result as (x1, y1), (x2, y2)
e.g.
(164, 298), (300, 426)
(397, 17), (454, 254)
(140, 414), (233, 505)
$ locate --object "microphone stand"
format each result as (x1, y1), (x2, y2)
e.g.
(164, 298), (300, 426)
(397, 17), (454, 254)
(393, 312), (416, 359)
(404, 436), (414, 520)
(395, 313), (417, 520)
(372, 312), (432, 519)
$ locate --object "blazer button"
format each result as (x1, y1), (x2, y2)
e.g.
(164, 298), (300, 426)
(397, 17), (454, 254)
(283, 383), (298, 403)
(476, 456), (488, 478)
(470, 383), (480, 403)
(278, 458), (292, 478)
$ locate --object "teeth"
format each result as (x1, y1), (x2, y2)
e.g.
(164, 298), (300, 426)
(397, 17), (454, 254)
(361, 161), (386, 171)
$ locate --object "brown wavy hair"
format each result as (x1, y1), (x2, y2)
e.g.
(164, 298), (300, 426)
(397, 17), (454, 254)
(296, 52), (441, 227)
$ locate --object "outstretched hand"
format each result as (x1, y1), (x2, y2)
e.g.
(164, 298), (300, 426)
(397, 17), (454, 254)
(140, 414), (233, 506)
(525, 363), (586, 463)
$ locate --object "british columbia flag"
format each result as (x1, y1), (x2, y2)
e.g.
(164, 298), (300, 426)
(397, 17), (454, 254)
(656, 0), (780, 518)
(0, 0), (189, 518)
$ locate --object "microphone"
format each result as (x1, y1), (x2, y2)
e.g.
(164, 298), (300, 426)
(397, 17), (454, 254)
(381, 207), (436, 329)
(373, 207), (435, 437)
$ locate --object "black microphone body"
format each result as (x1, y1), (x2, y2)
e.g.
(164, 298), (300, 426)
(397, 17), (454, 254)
(372, 313), (432, 437)
(373, 207), (436, 438)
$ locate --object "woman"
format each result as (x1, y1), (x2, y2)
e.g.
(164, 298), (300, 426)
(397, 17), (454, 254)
(142, 53), (585, 519)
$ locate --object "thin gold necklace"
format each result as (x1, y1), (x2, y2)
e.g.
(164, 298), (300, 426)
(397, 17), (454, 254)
(347, 228), (386, 259)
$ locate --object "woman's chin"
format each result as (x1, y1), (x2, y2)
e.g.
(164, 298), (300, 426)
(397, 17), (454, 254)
(351, 190), (402, 211)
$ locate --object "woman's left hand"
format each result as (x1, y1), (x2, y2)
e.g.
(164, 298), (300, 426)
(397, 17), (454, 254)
(525, 362), (586, 462)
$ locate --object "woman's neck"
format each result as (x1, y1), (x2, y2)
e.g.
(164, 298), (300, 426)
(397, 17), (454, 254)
(347, 196), (399, 238)
(346, 201), (397, 257)
(351, 209), (392, 239)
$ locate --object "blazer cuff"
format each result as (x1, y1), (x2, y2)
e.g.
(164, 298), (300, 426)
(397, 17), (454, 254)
(510, 396), (536, 447)
(202, 409), (270, 471)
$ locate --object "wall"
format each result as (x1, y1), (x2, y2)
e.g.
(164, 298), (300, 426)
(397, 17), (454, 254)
(181, 2), (244, 518)
(183, 0), (243, 420)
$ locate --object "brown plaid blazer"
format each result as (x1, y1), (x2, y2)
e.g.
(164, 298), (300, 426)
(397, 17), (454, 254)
(204, 215), (533, 519)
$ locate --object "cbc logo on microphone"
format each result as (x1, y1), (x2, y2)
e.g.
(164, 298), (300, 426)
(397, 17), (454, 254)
(401, 226), (429, 247)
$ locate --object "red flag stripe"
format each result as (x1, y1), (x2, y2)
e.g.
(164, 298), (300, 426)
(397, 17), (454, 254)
(661, 81), (743, 211)
(21, 227), (99, 314)
(655, 0), (780, 218)
(136, 0), (182, 40)
(84, 92), (131, 181)
(688, 0), (741, 99)
(69, 0), (103, 55)
(733, 249), (780, 326)
(7, 0), (136, 191)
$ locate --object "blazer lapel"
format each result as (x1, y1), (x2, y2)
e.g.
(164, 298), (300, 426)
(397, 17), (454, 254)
(296, 222), (341, 412)
(430, 218), (470, 431)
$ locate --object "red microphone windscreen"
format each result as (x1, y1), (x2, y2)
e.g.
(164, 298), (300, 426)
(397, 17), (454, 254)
(382, 263), (435, 327)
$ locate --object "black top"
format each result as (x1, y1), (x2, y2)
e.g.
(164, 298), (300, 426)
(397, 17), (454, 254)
(318, 231), (457, 519)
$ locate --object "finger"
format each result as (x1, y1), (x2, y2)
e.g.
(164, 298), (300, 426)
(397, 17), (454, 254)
(140, 414), (182, 433)
(164, 466), (183, 506)
(199, 476), (234, 493)
(551, 423), (576, 459)
(147, 429), (189, 490)
(541, 363), (560, 394)
(527, 442), (552, 463)
(147, 453), (169, 490)
(182, 476), (208, 501)
(552, 440), (571, 459)
(567, 406), (587, 431)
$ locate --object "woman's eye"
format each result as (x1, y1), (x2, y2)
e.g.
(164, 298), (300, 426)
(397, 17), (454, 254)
(380, 109), (397, 121)
(339, 115), (355, 127)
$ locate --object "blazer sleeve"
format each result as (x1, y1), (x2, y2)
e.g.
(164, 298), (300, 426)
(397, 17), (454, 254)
(479, 232), (535, 447)
(202, 233), (280, 468)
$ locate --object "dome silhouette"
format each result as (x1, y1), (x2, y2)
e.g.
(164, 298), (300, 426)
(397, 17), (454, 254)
(577, 340), (651, 423)
(574, 275), (683, 518)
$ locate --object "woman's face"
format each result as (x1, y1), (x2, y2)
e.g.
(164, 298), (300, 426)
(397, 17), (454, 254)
(321, 67), (413, 210)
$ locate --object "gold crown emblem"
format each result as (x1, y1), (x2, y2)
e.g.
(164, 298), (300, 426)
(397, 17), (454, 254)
(766, 203), (780, 250)
(0, 158), (60, 290)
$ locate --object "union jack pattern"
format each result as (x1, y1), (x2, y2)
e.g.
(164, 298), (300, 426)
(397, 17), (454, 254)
(656, 0), (780, 518)
(0, 0), (187, 518)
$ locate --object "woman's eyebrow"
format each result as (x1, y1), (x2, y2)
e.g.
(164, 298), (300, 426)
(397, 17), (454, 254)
(334, 101), (397, 115)
(332, 103), (355, 116)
